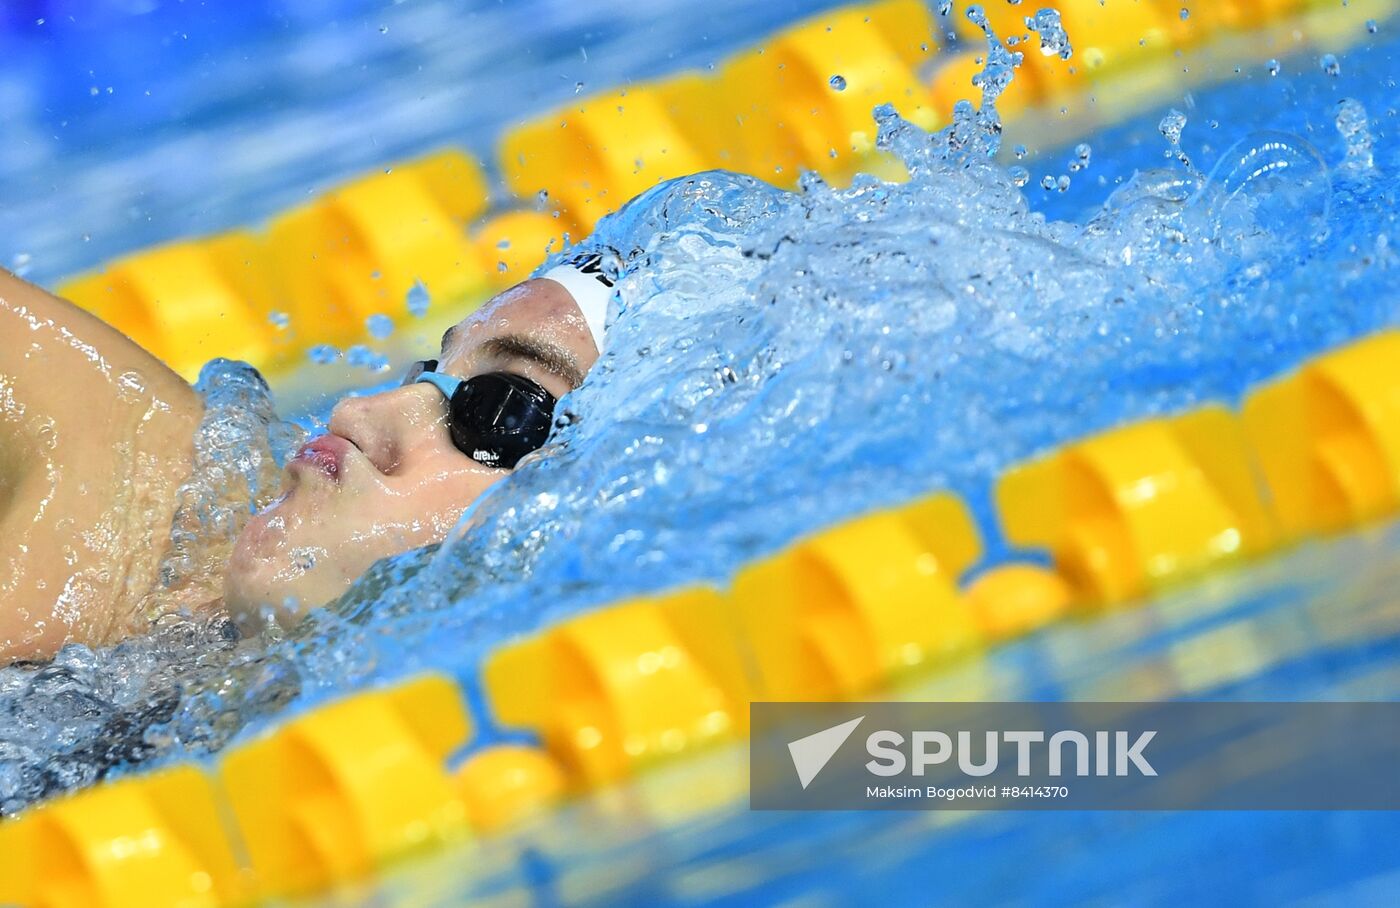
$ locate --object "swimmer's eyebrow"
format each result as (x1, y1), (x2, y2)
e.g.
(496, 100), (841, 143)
(477, 334), (586, 389)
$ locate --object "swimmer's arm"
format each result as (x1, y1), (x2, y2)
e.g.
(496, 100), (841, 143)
(0, 267), (201, 427)
(0, 268), (202, 659)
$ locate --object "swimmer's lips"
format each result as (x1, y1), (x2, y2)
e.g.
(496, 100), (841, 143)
(290, 434), (359, 481)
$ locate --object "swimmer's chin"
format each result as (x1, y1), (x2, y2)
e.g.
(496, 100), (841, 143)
(223, 539), (343, 630)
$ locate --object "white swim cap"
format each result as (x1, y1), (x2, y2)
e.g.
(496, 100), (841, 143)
(541, 254), (613, 353)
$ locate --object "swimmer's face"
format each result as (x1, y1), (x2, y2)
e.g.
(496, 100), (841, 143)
(225, 279), (599, 621)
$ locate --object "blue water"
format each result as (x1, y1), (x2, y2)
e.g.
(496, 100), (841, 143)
(2, 2), (1400, 904)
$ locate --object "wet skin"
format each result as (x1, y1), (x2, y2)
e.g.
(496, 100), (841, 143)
(0, 268), (200, 661)
(0, 272), (598, 661)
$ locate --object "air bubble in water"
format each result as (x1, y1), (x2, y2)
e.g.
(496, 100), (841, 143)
(406, 280), (431, 318)
(1206, 131), (1332, 251)
(828, 74), (847, 91)
(307, 344), (341, 365)
(1040, 174), (1056, 190)
(268, 311), (290, 330)
(1366, 19), (1378, 33)
(1180, 8), (1190, 20)
(1320, 54), (1340, 77)
(1267, 59), (1280, 76)
(1009, 165), (1030, 187)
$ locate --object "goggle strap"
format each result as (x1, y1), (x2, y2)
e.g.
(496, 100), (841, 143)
(412, 371), (463, 401)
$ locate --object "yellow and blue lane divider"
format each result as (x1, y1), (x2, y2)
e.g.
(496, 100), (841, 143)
(5, 326), (1400, 907)
(50, 0), (1390, 382)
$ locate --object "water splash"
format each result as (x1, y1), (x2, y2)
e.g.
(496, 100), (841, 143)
(1028, 8), (1073, 60)
(1203, 131), (1332, 254)
(1335, 98), (1376, 175)
(2, 362), (305, 812)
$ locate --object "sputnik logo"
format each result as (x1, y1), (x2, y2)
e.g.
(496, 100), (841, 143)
(787, 716), (865, 789)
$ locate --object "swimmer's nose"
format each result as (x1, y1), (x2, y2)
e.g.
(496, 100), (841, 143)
(327, 384), (445, 474)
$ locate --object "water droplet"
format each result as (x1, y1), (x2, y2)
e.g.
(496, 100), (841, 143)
(346, 345), (390, 372)
(1040, 174), (1056, 190)
(406, 280), (430, 318)
(1267, 58), (1280, 76)
(497, 261), (508, 273)
(1366, 19), (1378, 34)
(1013, 143), (1028, 159)
(1158, 109), (1187, 148)
(1180, 7), (1190, 20)
(308, 344), (341, 365)
(1070, 142), (1092, 173)
(1335, 97), (1375, 173)
(268, 311), (290, 330)
(828, 74), (847, 91)
(366, 314), (395, 340)
(1320, 53), (1341, 77)
(11, 252), (32, 276)
(574, 81), (585, 94)
(378, 24), (389, 34)
(1028, 9), (1073, 60)
(1008, 165), (1030, 188)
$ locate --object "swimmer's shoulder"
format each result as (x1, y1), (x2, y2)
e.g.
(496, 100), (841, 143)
(0, 268), (203, 660)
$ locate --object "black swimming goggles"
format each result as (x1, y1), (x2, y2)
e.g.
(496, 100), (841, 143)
(402, 359), (557, 469)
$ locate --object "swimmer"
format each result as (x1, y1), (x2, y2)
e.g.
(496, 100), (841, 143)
(0, 256), (614, 662)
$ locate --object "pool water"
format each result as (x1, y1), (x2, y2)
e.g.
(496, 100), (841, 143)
(327, 522), (1400, 905)
(2, 1), (1400, 902)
